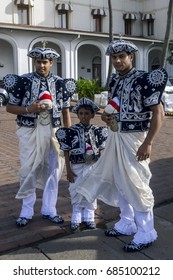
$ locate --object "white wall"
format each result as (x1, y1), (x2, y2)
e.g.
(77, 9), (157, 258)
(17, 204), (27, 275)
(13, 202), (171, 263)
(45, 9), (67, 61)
(1, 0), (173, 82)
(1, 0), (172, 41)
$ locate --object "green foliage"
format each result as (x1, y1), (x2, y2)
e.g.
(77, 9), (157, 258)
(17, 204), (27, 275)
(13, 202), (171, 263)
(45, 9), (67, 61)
(167, 55), (173, 65)
(76, 78), (105, 100)
(167, 45), (173, 65)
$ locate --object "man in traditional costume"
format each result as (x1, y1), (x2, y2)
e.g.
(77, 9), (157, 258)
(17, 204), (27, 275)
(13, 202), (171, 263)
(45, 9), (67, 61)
(3, 47), (76, 226)
(56, 98), (108, 231)
(72, 40), (168, 252)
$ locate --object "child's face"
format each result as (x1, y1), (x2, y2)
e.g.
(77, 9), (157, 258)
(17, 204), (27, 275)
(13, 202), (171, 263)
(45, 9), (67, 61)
(77, 107), (94, 126)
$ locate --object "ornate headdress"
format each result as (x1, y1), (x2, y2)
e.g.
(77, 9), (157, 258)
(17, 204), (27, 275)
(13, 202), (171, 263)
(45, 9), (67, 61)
(106, 40), (138, 55)
(27, 47), (60, 60)
(72, 97), (100, 113)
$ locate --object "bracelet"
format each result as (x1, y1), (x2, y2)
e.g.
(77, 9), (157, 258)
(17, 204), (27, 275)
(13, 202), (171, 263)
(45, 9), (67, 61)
(25, 106), (29, 113)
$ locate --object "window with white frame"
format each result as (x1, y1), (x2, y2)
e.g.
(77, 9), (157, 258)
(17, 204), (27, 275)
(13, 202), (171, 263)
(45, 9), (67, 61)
(123, 13), (136, 36)
(93, 16), (102, 32)
(56, 3), (73, 29)
(17, 5), (30, 25)
(124, 20), (132, 35)
(142, 13), (155, 36)
(147, 20), (154, 36)
(91, 9), (106, 33)
(15, 0), (33, 25)
(58, 10), (69, 29)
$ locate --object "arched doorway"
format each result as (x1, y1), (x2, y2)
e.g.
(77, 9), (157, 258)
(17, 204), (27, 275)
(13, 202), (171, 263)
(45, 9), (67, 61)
(148, 49), (162, 71)
(31, 41), (62, 75)
(151, 57), (160, 70)
(92, 56), (101, 85)
(77, 44), (102, 81)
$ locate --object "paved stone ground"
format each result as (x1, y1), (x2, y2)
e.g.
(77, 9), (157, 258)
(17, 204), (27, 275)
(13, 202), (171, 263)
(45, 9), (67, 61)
(0, 105), (173, 255)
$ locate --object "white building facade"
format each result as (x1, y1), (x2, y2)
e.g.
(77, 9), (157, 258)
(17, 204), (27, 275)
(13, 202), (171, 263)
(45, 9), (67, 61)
(0, 0), (173, 85)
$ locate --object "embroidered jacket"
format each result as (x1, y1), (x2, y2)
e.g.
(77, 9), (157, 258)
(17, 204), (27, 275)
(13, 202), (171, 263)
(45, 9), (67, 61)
(108, 68), (168, 132)
(56, 123), (108, 164)
(3, 72), (76, 128)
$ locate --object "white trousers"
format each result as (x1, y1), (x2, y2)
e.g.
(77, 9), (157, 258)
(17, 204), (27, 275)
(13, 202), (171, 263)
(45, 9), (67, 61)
(69, 163), (97, 224)
(19, 148), (60, 219)
(113, 192), (158, 245)
(71, 203), (96, 223)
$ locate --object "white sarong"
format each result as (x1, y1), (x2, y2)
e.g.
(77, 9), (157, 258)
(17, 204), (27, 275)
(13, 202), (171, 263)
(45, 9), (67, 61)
(16, 117), (64, 199)
(73, 128), (154, 212)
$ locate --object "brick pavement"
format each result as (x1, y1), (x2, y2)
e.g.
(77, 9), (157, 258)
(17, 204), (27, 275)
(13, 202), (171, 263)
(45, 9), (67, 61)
(0, 105), (173, 254)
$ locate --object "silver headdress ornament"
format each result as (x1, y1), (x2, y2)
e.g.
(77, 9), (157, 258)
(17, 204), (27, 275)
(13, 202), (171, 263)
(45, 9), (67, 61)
(72, 97), (100, 113)
(106, 40), (138, 55)
(27, 47), (60, 60)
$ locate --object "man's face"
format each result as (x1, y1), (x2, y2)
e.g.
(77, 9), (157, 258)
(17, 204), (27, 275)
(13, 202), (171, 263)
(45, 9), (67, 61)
(34, 58), (53, 77)
(111, 52), (134, 75)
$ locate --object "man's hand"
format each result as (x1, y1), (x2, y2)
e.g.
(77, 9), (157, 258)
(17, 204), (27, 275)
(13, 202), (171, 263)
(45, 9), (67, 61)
(29, 100), (49, 113)
(101, 111), (115, 126)
(136, 143), (152, 161)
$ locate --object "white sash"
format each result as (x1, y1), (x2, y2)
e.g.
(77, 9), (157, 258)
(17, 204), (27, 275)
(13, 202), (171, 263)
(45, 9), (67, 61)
(16, 117), (64, 199)
(73, 128), (154, 212)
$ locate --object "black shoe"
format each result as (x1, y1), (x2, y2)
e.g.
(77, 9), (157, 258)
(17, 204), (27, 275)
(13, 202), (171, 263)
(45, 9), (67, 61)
(85, 221), (96, 229)
(42, 215), (64, 224)
(71, 223), (80, 231)
(105, 228), (122, 237)
(123, 241), (153, 252)
(16, 217), (29, 227)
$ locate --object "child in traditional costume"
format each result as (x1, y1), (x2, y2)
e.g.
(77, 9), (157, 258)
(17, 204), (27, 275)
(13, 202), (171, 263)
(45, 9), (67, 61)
(56, 97), (108, 231)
